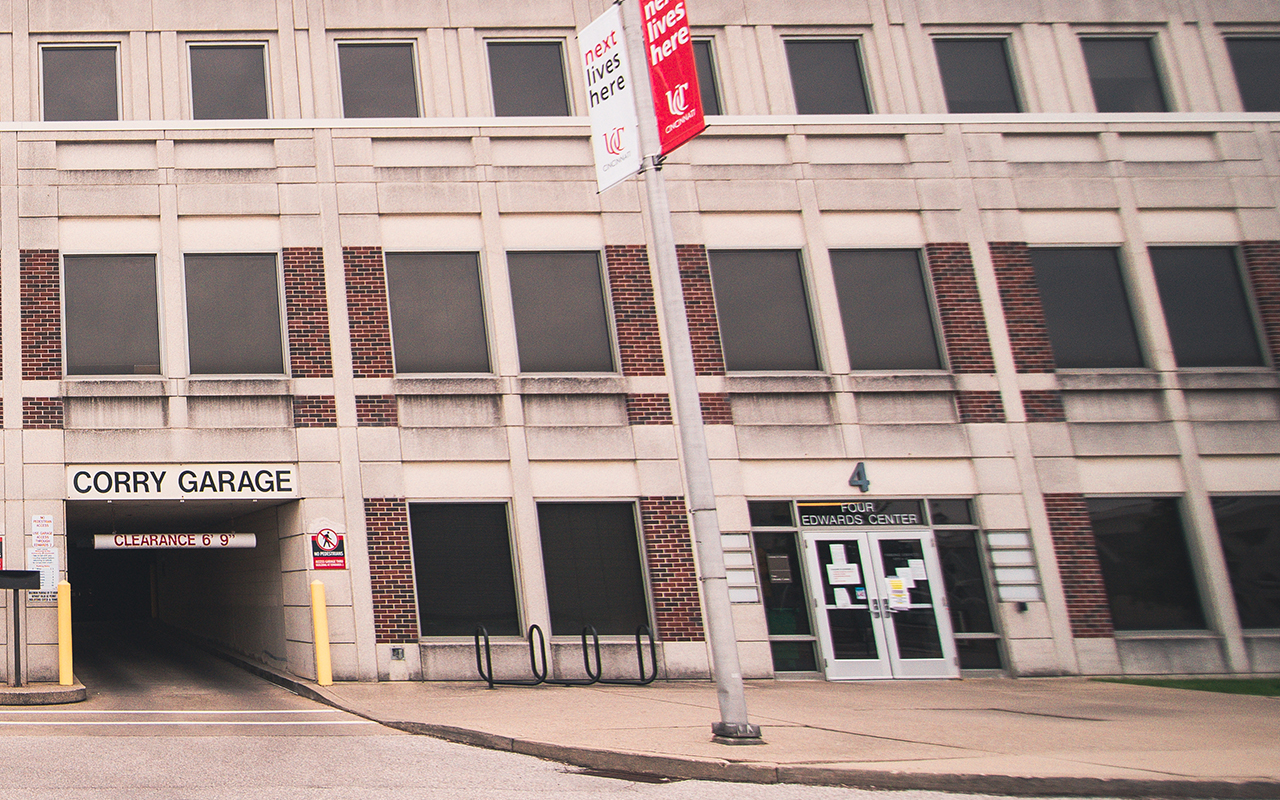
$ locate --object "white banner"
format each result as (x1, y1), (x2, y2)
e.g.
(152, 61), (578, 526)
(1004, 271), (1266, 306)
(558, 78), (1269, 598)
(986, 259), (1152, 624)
(578, 4), (642, 192)
(67, 464), (298, 500)
(95, 533), (257, 550)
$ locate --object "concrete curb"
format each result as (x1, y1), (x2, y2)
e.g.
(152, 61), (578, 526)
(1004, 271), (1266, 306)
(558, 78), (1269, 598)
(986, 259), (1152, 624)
(198, 644), (1280, 799)
(0, 683), (87, 705)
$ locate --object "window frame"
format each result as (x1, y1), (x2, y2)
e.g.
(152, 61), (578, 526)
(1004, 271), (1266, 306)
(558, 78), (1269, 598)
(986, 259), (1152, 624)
(61, 252), (164, 378)
(384, 251), (494, 375)
(335, 38), (423, 119)
(181, 251), (289, 377)
(1223, 35), (1280, 113)
(931, 35), (1024, 114)
(1078, 35), (1170, 113)
(707, 248), (825, 374)
(781, 36), (875, 115)
(691, 36), (725, 116)
(185, 40), (273, 121)
(39, 42), (123, 122)
(829, 248), (947, 372)
(485, 38), (573, 117)
(1029, 246), (1146, 370)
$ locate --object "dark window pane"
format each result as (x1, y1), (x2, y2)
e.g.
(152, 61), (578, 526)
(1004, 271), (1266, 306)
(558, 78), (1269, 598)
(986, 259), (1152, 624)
(768, 640), (818, 671)
(64, 255), (160, 375)
(928, 499), (973, 526)
(1150, 247), (1263, 368)
(386, 253), (489, 373)
(1211, 496), (1280, 629)
(693, 39), (722, 116)
(338, 42), (419, 118)
(1081, 38), (1167, 112)
(185, 254), (284, 375)
(1088, 497), (1207, 631)
(954, 638), (1003, 670)
(936, 530), (996, 635)
(817, 540), (879, 659)
(1226, 38), (1280, 112)
(190, 45), (269, 120)
(784, 40), (870, 115)
(43, 47), (118, 121)
(488, 41), (570, 117)
(507, 251), (614, 372)
(410, 503), (520, 637)
(538, 503), (649, 636)
(753, 531), (811, 636)
(934, 39), (1020, 113)
(831, 249), (941, 370)
(749, 501), (794, 528)
(1030, 248), (1143, 368)
(708, 250), (819, 371)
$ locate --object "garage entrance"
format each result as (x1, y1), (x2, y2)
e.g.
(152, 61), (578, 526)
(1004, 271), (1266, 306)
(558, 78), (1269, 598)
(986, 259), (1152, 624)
(66, 498), (298, 678)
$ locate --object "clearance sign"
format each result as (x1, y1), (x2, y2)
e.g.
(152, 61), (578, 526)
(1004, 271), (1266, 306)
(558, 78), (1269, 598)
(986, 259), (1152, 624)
(67, 464), (298, 501)
(639, 0), (705, 155)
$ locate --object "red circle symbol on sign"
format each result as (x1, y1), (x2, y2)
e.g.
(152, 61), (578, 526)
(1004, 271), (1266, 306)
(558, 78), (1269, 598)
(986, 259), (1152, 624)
(316, 529), (340, 551)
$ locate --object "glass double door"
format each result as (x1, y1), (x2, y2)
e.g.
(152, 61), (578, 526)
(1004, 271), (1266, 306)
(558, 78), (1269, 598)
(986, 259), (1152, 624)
(803, 530), (959, 679)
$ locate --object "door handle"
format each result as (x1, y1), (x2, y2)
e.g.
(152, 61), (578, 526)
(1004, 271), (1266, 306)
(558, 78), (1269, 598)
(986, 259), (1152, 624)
(870, 598), (880, 618)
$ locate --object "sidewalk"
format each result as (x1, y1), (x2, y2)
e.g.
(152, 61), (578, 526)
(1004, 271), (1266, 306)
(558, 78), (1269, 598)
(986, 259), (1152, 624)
(286, 674), (1280, 798)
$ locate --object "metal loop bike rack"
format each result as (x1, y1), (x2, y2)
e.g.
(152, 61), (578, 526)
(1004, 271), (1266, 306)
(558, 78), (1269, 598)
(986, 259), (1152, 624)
(544, 625), (602, 687)
(474, 624), (547, 689)
(597, 625), (658, 686)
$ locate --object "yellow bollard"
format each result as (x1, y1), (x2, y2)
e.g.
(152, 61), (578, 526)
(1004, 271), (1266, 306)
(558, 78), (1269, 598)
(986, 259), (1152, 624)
(310, 580), (333, 686)
(57, 581), (73, 686)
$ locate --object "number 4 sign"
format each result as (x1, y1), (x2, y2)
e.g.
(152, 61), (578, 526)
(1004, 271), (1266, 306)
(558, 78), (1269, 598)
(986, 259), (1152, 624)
(311, 529), (347, 570)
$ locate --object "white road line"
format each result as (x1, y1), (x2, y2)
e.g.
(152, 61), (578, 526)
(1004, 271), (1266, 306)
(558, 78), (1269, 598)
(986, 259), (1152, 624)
(0, 709), (344, 715)
(0, 720), (376, 726)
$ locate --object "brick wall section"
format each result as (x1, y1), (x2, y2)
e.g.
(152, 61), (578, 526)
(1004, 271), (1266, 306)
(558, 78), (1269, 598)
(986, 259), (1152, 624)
(606, 245), (666, 376)
(23, 398), (63, 429)
(676, 245), (727, 376)
(639, 497), (705, 642)
(1022, 390), (1067, 422)
(1242, 241), (1280, 365)
(282, 247), (334, 378)
(926, 243), (997, 373)
(293, 395), (338, 428)
(21, 250), (61, 379)
(365, 499), (418, 643)
(626, 393), (673, 425)
(356, 395), (399, 427)
(956, 390), (1006, 423)
(990, 242), (1056, 373)
(344, 247), (395, 378)
(700, 393), (733, 425)
(1043, 494), (1115, 639)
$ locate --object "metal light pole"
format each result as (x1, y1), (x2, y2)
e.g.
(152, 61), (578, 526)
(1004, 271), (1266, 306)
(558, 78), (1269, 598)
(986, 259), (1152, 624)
(618, 0), (760, 742)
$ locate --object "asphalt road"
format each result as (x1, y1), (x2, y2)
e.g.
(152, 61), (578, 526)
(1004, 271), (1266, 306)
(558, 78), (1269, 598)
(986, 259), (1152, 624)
(0, 624), (1092, 800)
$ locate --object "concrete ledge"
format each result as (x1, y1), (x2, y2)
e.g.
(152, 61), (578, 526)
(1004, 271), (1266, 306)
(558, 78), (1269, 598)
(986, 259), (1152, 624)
(0, 682), (86, 705)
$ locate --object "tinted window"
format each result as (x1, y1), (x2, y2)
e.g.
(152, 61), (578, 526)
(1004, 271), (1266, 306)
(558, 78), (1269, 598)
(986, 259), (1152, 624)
(43, 46), (118, 121)
(1088, 497), (1206, 631)
(386, 253), (489, 373)
(693, 39), (722, 116)
(784, 40), (870, 115)
(185, 254), (284, 375)
(934, 39), (1020, 113)
(708, 250), (819, 371)
(936, 529), (1002, 670)
(64, 255), (160, 375)
(488, 41), (570, 117)
(1227, 38), (1280, 112)
(190, 44), (269, 120)
(830, 249), (941, 370)
(1149, 247), (1263, 368)
(507, 252), (614, 372)
(410, 504), (520, 637)
(1081, 38), (1167, 113)
(338, 42), (419, 118)
(1030, 248), (1143, 368)
(1211, 496), (1280, 629)
(538, 503), (649, 636)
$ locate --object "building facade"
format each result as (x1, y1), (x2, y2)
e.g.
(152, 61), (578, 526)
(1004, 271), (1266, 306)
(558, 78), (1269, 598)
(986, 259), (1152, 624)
(4, 0), (1280, 684)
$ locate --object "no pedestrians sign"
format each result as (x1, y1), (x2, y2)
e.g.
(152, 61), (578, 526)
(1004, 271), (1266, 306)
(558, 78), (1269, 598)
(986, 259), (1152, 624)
(311, 529), (347, 570)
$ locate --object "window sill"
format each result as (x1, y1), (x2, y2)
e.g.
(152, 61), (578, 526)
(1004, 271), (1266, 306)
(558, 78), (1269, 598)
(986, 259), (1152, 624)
(723, 374), (836, 394)
(1243, 629), (1280, 638)
(1055, 370), (1161, 391)
(394, 375), (503, 395)
(61, 378), (168, 397)
(843, 372), (956, 393)
(1113, 629), (1218, 640)
(183, 377), (291, 396)
(515, 375), (626, 395)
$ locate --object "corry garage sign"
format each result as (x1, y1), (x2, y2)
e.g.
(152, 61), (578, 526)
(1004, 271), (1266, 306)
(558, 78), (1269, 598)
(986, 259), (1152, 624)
(68, 464), (298, 501)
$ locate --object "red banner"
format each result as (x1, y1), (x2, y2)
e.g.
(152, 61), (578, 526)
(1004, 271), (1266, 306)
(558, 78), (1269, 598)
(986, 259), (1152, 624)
(639, 0), (705, 155)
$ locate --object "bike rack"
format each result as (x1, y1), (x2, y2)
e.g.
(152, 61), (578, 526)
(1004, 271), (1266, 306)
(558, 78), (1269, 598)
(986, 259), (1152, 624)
(474, 624), (547, 689)
(543, 625), (602, 686)
(597, 625), (658, 686)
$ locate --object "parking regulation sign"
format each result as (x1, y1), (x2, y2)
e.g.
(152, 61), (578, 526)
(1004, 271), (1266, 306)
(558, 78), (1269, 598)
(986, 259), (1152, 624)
(311, 529), (347, 570)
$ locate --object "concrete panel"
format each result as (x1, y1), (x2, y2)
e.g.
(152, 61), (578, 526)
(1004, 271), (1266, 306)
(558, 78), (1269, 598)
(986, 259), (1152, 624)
(178, 216), (281, 251)
(403, 461), (513, 499)
(321, 0), (450, 28)
(686, 136), (789, 165)
(658, 641), (711, 680)
(1194, 422), (1280, 455)
(860, 423), (969, 457)
(1073, 637), (1122, 676)
(1141, 210), (1242, 243)
(378, 180), (482, 214)
(974, 493), (1029, 529)
(1013, 178), (1118, 209)
(739, 458), (977, 498)
(636, 459), (683, 497)
(696, 180), (801, 212)
(996, 600), (1054, 641)
(297, 461), (343, 499)
(175, 183), (280, 215)
(1020, 210), (1124, 244)
(700, 212), (805, 247)
(60, 186), (161, 217)
(187, 396), (292, 428)
(1062, 391), (1165, 422)
(58, 142), (157, 170)
(499, 213), (604, 248)
(527, 461), (639, 498)
(743, 0), (871, 24)
(1075, 456), (1185, 495)
(1246, 637), (1280, 673)
(373, 138), (475, 167)
(1004, 637), (1066, 677)
(1132, 178), (1235, 209)
(856, 393), (956, 424)
(382, 214), (484, 250)
(1003, 134), (1104, 163)
(525, 427), (635, 460)
(631, 425), (678, 460)
(821, 211), (925, 246)
(736, 425), (846, 459)
(730, 394), (834, 425)
(63, 429), (298, 463)
(65, 397), (167, 429)
(1117, 637), (1228, 676)
(1120, 134), (1218, 162)
(523, 394), (626, 426)
(1034, 457), (1084, 495)
(356, 427), (403, 462)
(813, 179), (920, 211)
(174, 141), (276, 169)
(399, 395), (501, 427)
(1200, 456), (1280, 493)
(1068, 422), (1179, 456)
(1185, 390), (1280, 422)
(806, 136), (907, 165)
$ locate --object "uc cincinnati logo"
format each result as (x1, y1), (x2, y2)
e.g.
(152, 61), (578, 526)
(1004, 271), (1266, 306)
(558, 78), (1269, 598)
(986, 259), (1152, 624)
(604, 126), (626, 155)
(666, 82), (690, 115)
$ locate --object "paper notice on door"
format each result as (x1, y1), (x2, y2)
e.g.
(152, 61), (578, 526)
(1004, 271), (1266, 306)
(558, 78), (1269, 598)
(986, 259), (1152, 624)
(909, 559), (927, 581)
(834, 588), (853, 607)
(895, 566), (916, 589)
(886, 577), (911, 610)
(829, 543), (847, 565)
(826, 563), (861, 585)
